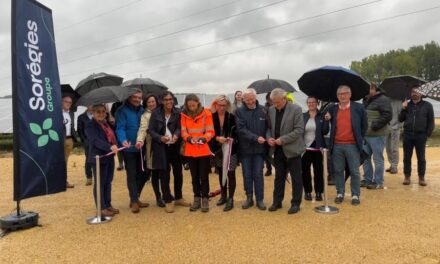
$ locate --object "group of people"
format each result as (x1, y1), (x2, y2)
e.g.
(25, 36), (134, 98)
(61, 82), (434, 217)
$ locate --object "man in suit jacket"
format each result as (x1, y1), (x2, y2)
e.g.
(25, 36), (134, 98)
(325, 85), (368, 206)
(267, 88), (305, 214)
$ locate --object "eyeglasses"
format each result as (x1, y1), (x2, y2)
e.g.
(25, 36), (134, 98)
(337, 92), (351, 96)
(163, 98), (173, 101)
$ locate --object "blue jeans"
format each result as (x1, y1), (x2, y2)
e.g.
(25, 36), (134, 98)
(240, 154), (264, 201)
(333, 144), (361, 197)
(363, 136), (386, 185)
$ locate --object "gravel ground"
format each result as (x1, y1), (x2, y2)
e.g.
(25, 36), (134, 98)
(0, 149), (439, 264)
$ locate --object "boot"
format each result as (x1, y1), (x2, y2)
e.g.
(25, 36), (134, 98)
(242, 196), (254, 209)
(216, 191), (227, 206)
(419, 176), (427, 186)
(223, 198), (234, 212)
(201, 198), (209, 213)
(190, 197), (201, 212)
(165, 202), (175, 213)
(130, 202), (140, 213)
(403, 176), (411, 185)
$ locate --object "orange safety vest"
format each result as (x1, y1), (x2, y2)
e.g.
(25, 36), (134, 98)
(181, 108), (214, 157)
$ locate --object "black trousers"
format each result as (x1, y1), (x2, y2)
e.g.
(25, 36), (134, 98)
(123, 152), (148, 202)
(217, 167), (236, 198)
(403, 133), (427, 177)
(149, 169), (161, 200)
(159, 146), (184, 203)
(188, 156), (211, 198)
(273, 149), (302, 206)
(301, 150), (324, 194)
(83, 143), (93, 178)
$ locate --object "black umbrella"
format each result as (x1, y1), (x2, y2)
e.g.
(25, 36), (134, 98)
(61, 84), (81, 111)
(248, 76), (296, 94)
(75, 72), (123, 96)
(379, 75), (427, 101)
(297, 65), (370, 102)
(121, 78), (168, 96)
(75, 86), (139, 107)
(415, 79), (440, 101)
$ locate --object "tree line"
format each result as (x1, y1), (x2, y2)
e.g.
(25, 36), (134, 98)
(350, 41), (440, 84)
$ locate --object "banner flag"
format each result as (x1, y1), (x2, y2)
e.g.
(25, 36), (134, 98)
(12, 0), (66, 200)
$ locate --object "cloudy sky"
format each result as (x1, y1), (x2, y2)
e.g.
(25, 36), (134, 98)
(0, 0), (439, 96)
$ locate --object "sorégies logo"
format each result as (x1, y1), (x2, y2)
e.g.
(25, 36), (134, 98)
(29, 118), (59, 147)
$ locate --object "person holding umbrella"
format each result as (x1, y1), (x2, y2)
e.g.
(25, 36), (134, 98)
(181, 94), (215, 212)
(148, 91), (191, 213)
(398, 86), (434, 186)
(115, 89), (150, 213)
(85, 104), (120, 217)
(325, 85), (367, 205)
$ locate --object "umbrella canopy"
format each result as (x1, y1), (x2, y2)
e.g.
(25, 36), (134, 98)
(297, 65), (370, 102)
(121, 78), (168, 96)
(75, 72), (123, 96)
(76, 86), (139, 107)
(61, 84), (80, 104)
(415, 79), (440, 101)
(379, 75), (427, 101)
(248, 77), (296, 94)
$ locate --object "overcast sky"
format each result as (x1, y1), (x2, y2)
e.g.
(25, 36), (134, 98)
(0, 0), (439, 96)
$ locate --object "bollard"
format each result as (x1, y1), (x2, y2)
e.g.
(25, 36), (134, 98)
(87, 155), (112, 224)
(314, 149), (339, 214)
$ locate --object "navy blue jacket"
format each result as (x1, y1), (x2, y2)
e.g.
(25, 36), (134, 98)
(235, 101), (268, 155)
(327, 101), (368, 152)
(85, 119), (115, 164)
(303, 111), (329, 149)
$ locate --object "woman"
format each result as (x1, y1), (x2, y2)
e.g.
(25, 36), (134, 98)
(85, 104), (120, 217)
(210, 95), (238, 211)
(149, 91), (190, 213)
(181, 94), (215, 212)
(301, 96), (329, 201)
(136, 94), (164, 207)
(231, 90), (243, 113)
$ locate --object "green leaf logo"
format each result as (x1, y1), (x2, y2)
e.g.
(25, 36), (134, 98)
(29, 118), (60, 148)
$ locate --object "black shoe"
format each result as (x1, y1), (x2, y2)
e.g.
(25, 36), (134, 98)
(156, 199), (166, 208)
(334, 194), (344, 204)
(256, 200), (266, 211)
(216, 196), (227, 206)
(268, 203), (282, 212)
(183, 163), (190, 170)
(385, 167), (391, 172)
(360, 179), (371, 188)
(304, 193), (312, 201)
(116, 165), (124, 171)
(328, 179), (335, 186)
(242, 197), (254, 209)
(223, 198), (234, 212)
(351, 195), (360, 206)
(315, 193), (323, 201)
(288, 205), (300, 214)
(264, 170), (272, 176)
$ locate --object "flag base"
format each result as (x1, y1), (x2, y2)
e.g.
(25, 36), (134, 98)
(314, 205), (339, 214)
(86, 216), (112, 225)
(0, 211), (39, 231)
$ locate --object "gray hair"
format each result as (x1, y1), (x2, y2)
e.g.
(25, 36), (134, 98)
(270, 88), (287, 100)
(337, 85), (351, 94)
(242, 88), (257, 98)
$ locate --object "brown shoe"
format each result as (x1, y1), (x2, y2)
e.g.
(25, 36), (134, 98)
(419, 177), (427, 186)
(137, 201), (150, 208)
(174, 198), (191, 207)
(403, 176), (411, 185)
(108, 207), (120, 214)
(130, 202), (140, 213)
(66, 182), (74, 188)
(165, 202), (175, 213)
(101, 209), (115, 217)
(85, 178), (92, 186)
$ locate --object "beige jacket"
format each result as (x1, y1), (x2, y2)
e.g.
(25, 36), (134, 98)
(136, 109), (153, 169)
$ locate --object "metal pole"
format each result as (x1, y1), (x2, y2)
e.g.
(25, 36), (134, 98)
(87, 155), (112, 224)
(314, 148), (339, 214)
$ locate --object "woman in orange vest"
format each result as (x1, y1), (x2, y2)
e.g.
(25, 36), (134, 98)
(181, 94), (215, 212)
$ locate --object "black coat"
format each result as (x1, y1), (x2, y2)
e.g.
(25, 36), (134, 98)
(235, 102), (268, 155)
(303, 111), (329, 149)
(210, 112), (238, 155)
(398, 99), (434, 137)
(77, 111), (92, 146)
(85, 119), (115, 164)
(148, 106), (182, 170)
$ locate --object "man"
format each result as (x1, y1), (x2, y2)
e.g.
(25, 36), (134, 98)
(361, 84), (392, 189)
(398, 86), (434, 186)
(386, 99), (403, 174)
(62, 95), (78, 188)
(77, 105), (94, 186)
(266, 88), (305, 214)
(325, 85), (367, 205)
(115, 89), (149, 213)
(235, 88), (268, 210)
